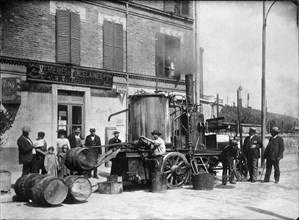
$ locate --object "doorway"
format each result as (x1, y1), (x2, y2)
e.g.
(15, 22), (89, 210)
(57, 90), (84, 137)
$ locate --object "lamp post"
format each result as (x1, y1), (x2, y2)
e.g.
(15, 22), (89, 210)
(261, 0), (277, 167)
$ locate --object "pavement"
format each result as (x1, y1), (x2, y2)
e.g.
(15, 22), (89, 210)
(0, 153), (298, 219)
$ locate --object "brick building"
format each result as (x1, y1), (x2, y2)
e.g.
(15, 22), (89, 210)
(0, 0), (199, 148)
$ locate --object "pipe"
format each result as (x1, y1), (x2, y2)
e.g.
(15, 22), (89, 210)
(108, 109), (129, 121)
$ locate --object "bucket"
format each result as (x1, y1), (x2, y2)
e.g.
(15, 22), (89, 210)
(192, 173), (215, 190)
(31, 175), (68, 206)
(0, 170), (11, 192)
(150, 172), (167, 193)
(63, 175), (92, 203)
(65, 147), (97, 171)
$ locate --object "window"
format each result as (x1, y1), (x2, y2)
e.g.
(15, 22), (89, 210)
(103, 20), (123, 71)
(164, 1), (189, 17)
(56, 10), (80, 65)
(155, 33), (181, 79)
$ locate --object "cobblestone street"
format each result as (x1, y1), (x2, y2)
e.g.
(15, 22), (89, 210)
(1, 154), (298, 219)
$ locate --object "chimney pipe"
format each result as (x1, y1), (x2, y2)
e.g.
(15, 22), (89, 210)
(185, 74), (194, 106)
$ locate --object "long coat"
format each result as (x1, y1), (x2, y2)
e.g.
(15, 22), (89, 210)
(243, 134), (262, 159)
(108, 137), (121, 150)
(17, 135), (34, 164)
(264, 136), (284, 161)
(85, 134), (102, 154)
(67, 133), (83, 149)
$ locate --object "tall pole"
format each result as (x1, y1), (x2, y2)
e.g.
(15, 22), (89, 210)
(237, 87), (243, 152)
(261, 0), (266, 168)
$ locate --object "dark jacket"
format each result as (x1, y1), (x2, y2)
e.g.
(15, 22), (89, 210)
(17, 135), (34, 164)
(67, 133), (83, 149)
(108, 137), (122, 150)
(264, 135), (284, 161)
(85, 134), (102, 154)
(220, 144), (239, 164)
(243, 134), (262, 159)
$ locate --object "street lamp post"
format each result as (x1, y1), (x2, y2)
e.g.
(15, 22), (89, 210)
(261, 0), (277, 167)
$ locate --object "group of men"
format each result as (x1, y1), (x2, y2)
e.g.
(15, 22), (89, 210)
(221, 126), (284, 185)
(17, 126), (122, 178)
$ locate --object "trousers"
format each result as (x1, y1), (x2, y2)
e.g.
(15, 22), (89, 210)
(264, 159), (280, 182)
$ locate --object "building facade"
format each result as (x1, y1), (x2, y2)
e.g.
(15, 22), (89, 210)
(0, 0), (198, 148)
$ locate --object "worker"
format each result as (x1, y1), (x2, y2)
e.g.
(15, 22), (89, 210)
(108, 131), (122, 150)
(243, 127), (262, 183)
(221, 139), (239, 185)
(140, 130), (166, 158)
(85, 128), (101, 179)
(263, 126), (284, 184)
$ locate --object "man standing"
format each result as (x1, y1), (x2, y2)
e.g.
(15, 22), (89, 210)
(85, 128), (101, 179)
(263, 126), (284, 184)
(67, 127), (83, 149)
(243, 127), (262, 182)
(108, 131), (122, 150)
(17, 126), (34, 176)
(140, 130), (166, 158)
(221, 139), (239, 185)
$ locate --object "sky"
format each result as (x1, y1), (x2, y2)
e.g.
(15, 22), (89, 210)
(199, 1), (298, 117)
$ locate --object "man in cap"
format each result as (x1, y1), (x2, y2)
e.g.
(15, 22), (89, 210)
(263, 126), (284, 184)
(85, 128), (102, 179)
(140, 130), (166, 158)
(17, 126), (34, 176)
(243, 127), (262, 182)
(220, 139), (240, 185)
(108, 130), (122, 150)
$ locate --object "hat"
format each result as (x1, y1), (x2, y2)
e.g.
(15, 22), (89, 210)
(249, 127), (256, 132)
(113, 131), (120, 135)
(229, 139), (238, 146)
(151, 130), (161, 135)
(271, 126), (280, 133)
(38, 132), (45, 138)
(22, 126), (31, 133)
(90, 128), (96, 132)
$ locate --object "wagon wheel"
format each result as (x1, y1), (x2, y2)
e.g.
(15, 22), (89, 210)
(161, 152), (190, 188)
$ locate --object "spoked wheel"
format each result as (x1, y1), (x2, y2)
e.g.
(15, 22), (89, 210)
(161, 152), (190, 189)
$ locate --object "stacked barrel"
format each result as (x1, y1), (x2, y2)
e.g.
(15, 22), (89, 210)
(14, 174), (92, 206)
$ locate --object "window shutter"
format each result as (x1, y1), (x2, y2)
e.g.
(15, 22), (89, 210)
(155, 33), (165, 77)
(173, 37), (181, 80)
(56, 10), (70, 63)
(181, 1), (189, 16)
(70, 12), (80, 65)
(103, 21), (114, 69)
(164, 1), (175, 12)
(113, 23), (123, 71)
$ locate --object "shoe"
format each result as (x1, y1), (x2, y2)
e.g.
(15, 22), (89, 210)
(251, 180), (257, 183)
(229, 181), (236, 184)
(247, 179), (252, 182)
(262, 180), (269, 183)
(274, 181), (279, 184)
(222, 182), (227, 185)
(94, 175), (99, 179)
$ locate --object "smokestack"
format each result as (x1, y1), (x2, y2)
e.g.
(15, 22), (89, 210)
(247, 93), (250, 108)
(199, 47), (204, 98)
(185, 74), (194, 106)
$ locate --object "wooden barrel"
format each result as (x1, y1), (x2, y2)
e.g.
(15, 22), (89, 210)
(0, 170), (11, 192)
(31, 175), (68, 206)
(63, 175), (92, 203)
(14, 174), (33, 202)
(65, 147), (97, 171)
(192, 173), (215, 190)
(150, 172), (167, 193)
(24, 174), (46, 201)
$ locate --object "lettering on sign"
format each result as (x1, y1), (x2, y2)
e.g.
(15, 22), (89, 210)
(27, 64), (113, 89)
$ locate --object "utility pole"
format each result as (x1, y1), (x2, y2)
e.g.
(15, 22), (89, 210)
(237, 86), (243, 152)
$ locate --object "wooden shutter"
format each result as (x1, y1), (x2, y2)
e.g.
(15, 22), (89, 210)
(70, 12), (80, 65)
(164, 1), (175, 12)
(181, 1), (189, 16)
(155, 33), (165, 77)
(56, 10), (70, 63)
(113, 23), (123, 71)
(103, 21), (114, 69)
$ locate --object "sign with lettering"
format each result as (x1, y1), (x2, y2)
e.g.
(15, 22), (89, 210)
(2, 77), (21, 104)
(27, 64), (113, 89)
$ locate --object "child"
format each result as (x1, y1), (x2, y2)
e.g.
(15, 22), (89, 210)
(58, 145), (70, 178)
(57, 129), (70, 155)
(32, 132), (47, 174)
(44, 146), (60, 177)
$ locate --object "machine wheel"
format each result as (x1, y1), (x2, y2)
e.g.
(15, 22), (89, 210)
(161, 152), (190, 188)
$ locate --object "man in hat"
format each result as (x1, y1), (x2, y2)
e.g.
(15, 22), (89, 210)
(220, 139), (240, 185)
(85, 128), (102, 179)
(17, 126), (34, 176)
(67, 127), (83, 149)
(243, 127), (262, 182)
(140, 130), (166, 158)
(108, 130), (122, 150)
(263, 126), (284, 184)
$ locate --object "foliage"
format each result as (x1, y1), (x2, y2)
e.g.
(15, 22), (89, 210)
(0, 109), (14, 136)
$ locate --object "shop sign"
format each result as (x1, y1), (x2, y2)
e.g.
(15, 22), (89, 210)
(27, 64), (113, 89)
(1, 77), (21, 104)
